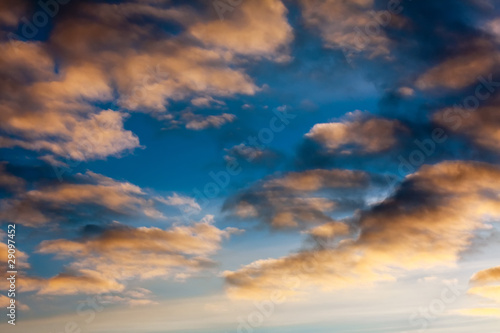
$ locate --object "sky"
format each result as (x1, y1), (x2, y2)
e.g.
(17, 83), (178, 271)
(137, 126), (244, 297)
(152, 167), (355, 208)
(1, 0), (500, 332)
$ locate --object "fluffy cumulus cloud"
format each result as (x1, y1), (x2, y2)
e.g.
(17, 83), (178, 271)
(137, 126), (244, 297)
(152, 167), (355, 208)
(305, 111), (407, 154)
(458, 266), (500, 318)
(0, 170), (165, 227)
(224, 161), (500, 299)
(23, 217), (241, 296)
(223, 168), (369, 229)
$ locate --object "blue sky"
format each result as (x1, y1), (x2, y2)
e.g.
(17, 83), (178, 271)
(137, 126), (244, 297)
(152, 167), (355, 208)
(1, 0), (500, 332)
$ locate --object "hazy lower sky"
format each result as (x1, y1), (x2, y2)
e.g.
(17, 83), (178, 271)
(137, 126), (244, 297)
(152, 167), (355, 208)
(1, 0), (500, 332)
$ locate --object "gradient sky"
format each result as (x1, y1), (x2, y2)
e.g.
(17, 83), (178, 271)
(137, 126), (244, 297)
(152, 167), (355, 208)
(1, 0), (500, 332)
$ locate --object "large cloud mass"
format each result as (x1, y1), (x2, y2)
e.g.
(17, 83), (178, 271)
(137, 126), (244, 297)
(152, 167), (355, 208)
(224, 161), (500, 299)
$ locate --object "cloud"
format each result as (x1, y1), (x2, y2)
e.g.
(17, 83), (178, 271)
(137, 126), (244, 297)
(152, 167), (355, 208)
(486, 18), (500, 43)
(0, 0), (27, 27)
(416, 43), (499, 90)
(0, 171), (164, 227)
(264, 169), (369, 191)
(99, 288), (158, 307)
(223, 168), (370, 229)
(433, 94), (500, 151)
(305, 111), (407, 154)
(0, 163), (25, 192)
(0, 295), (29, 311)
(26, 217), (241, 296)
(1, 110), (140, 161)
(224, 143), (277, 164)
(0, 41), (140, 162)
(1, 0), (289, 162)
(299, 0), (398, 58)
(156, 193), (201, 213)
(471, 266), (500, 285)
(191, 96), (226, 108)
(224, 161), (500, 299)
(457, 308), (500, 318)
(183, 112), (236, 130)
(398, 87), (414, 96)
(189, 0), (293, 60)
(49, 2), (261, 116)
(0, 231), (30, 269)
(305, 221), (350, 240)
(113, 47), (259, 113)
(458, 266), (500, 317)
(20, 272), (126, 296)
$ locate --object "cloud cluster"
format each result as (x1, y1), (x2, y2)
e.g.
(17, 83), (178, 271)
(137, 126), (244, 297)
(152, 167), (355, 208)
(223, 168), (369, 229)
(21, 217), (240, 296)
(224, 161), (500, 299)
(189, 0), (293, 60)
(0, 0), (293, 163)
